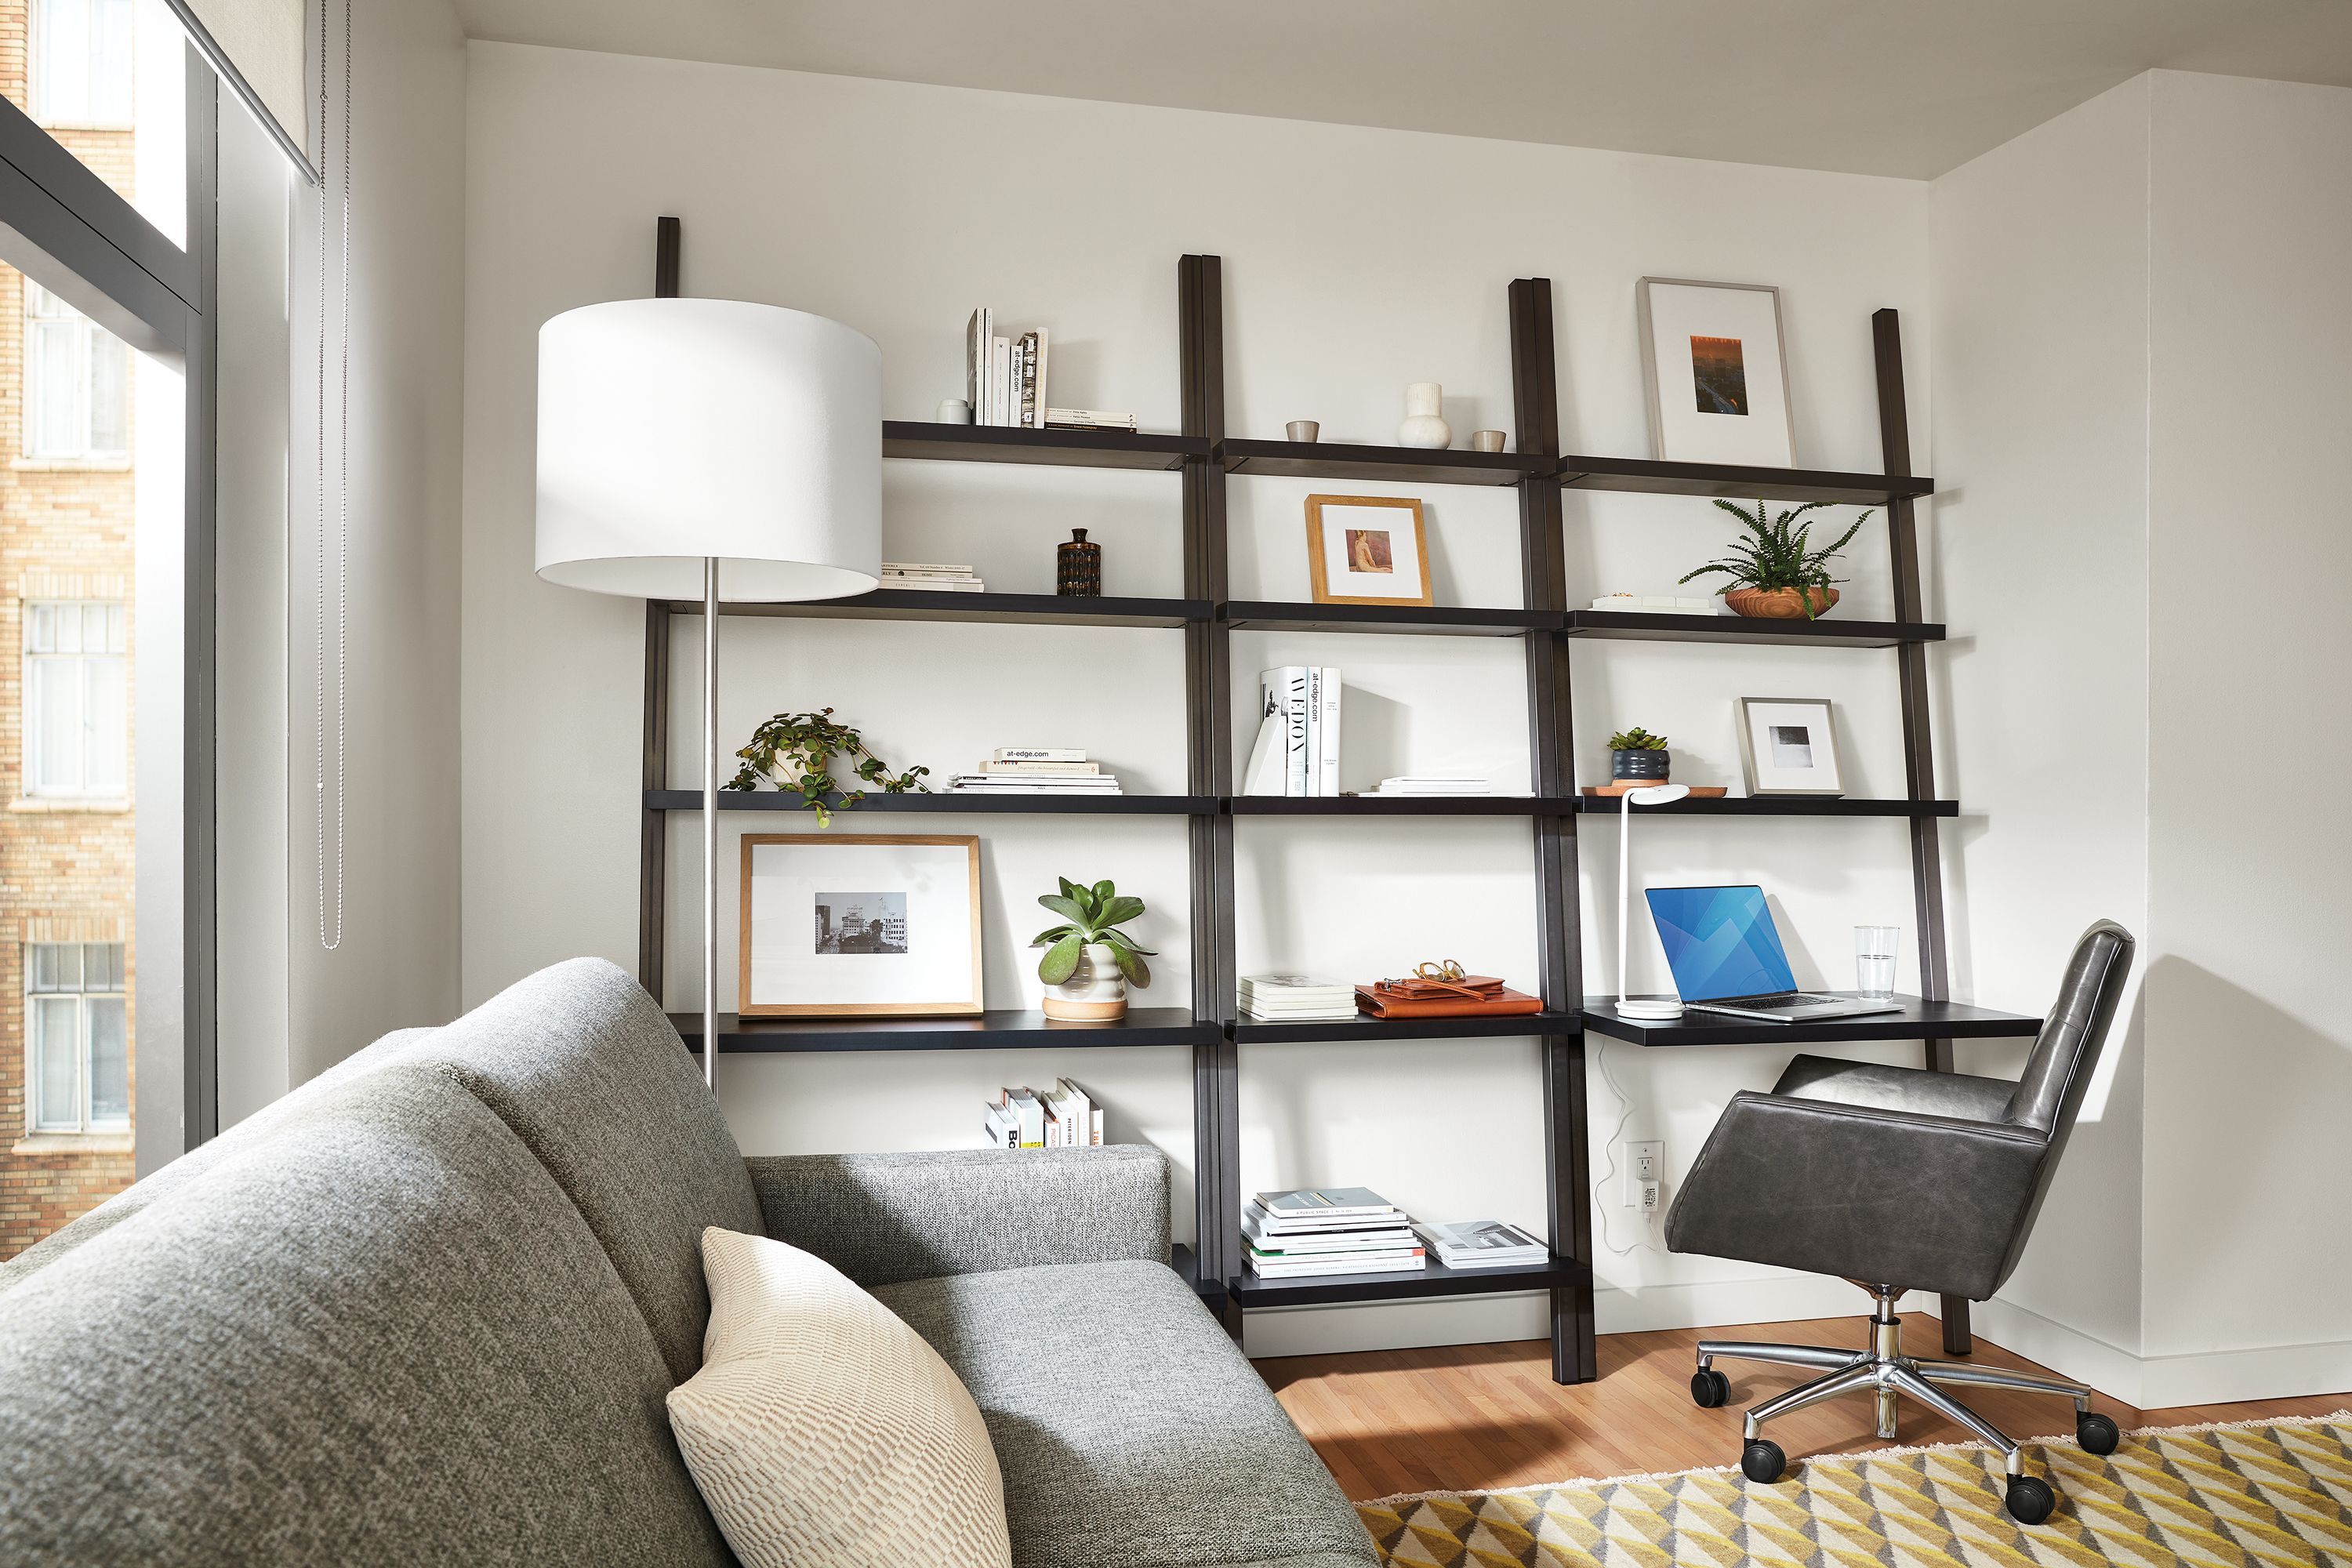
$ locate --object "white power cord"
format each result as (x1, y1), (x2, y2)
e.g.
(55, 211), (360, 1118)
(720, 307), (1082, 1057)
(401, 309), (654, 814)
(1592, 1038), (1659, 1257)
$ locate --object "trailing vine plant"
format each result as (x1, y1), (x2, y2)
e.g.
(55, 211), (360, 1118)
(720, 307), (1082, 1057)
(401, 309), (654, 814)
(726, 708), (928, 826)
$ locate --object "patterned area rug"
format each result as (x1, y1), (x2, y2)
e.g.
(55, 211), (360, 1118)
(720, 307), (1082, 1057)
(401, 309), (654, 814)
(1356, 1414), (2352, 1566)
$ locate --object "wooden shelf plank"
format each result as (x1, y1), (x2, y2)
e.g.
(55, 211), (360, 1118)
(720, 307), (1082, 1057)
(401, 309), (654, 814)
(1581, 994), (2042, 1047)
(1560, 610), (1944, 648)
(1558, 455), (1932, 506)
(673, 1007), (1220, 1053)
(1233, 1011), (1579, 1045)
(1232, 795), (1577, 817)
(1225, 601), (1554, 637)
(1229, 1253), (1591, 1307)
(648, 790), (1216, 815)
(700, 590), (1207, 629)
(882, 420), (1207, 470)
(1572, 796), (1958, 818)
(1220, 437), (1545, 487)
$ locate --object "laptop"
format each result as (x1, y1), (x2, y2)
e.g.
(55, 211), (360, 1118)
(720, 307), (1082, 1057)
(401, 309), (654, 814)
(1642, 884), (1902, 1022)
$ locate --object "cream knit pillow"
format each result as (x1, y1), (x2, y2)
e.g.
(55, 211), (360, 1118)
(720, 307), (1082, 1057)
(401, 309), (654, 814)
(666, 1227), (1012, 1568)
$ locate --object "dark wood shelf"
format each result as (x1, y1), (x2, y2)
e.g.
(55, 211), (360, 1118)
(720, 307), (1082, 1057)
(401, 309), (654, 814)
(701, 589), (1207, 629)
(1229, 1252), (1591, 1307)
(648, 790), (1216, 815)
(1581, 994), (2042, 1047)
(1233, 795), (1577, 816)
(1224, 601), (1554, 637)
(1573, 795), (1958, 818)
(882, 420), (1207, 470)
(1560, 610), (1944, 648)
(1219, 437), (1545, 487)
(673, 1007), (1221, 1053)
(1557, 454), (1933, 506)
(1234, 1011), (1579, 1045)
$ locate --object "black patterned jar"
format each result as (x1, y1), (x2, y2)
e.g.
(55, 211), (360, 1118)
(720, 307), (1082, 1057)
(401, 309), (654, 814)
(1056, 528), (1102, 597)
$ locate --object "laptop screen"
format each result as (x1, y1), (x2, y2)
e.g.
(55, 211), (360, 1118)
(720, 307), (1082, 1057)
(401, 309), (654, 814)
(1643, 885), (1798, 1001)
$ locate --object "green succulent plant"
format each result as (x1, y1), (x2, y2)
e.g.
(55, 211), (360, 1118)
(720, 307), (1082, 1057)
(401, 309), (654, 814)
(1679, 499), (1875, 619)
(724, 707), (928, 826)
(1608, 727), (1669, 752)
(1032, 877), (1154, 988)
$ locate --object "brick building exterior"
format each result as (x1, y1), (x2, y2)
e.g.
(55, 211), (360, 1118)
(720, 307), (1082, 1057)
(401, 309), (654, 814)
(0, 0), (140, 1258)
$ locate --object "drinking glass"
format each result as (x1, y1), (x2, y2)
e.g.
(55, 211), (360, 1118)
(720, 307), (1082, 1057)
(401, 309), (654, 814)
(1855, 925), (1900, 1000)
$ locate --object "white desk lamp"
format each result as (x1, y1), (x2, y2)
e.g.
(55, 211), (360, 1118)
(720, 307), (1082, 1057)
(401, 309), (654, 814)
(536, 298), (882, 1085)
(1616, 783), (1691, 1020)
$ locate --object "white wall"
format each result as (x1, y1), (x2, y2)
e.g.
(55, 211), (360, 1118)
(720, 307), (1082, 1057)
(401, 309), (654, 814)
(462, 42), (1941, 1354)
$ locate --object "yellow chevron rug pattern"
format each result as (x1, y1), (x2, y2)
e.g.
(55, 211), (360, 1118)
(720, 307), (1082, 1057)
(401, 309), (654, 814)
(1355, 1413), (2352, 1566)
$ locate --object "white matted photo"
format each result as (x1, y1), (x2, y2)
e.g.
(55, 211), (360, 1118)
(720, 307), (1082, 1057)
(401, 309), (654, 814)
(1305, 494), (1432, 607)
(739, 834), (982, 1016)
(1637, 278), (1795, 467)
(1737, 698), (1843, 797)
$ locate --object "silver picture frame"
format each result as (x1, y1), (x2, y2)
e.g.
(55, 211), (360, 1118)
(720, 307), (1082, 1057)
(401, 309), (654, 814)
(1736, 697), (1844, 797)
(1637, 277), (1798, 466)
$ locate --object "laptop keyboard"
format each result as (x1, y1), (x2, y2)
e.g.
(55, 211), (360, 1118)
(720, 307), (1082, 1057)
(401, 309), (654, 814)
(1722, 993), (1839, 1010)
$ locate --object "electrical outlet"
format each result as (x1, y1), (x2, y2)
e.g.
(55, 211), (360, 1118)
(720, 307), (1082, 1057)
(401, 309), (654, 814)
(1624, 1140), (1664, 1207)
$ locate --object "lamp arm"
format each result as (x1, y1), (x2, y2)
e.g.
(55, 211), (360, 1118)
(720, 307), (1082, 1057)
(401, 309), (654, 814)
(1618, 791), (1632, 1005)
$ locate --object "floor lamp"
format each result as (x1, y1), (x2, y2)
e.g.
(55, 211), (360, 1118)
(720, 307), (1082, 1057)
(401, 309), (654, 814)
(535, 298), (881, 1085)
(1616, 783), (1690, 1020)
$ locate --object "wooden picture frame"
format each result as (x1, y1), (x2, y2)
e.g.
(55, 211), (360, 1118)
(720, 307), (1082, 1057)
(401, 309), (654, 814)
(1305, 494), (1432, 607)
(738, 833), (984, 1017)
(1735, 698), (1844, 797)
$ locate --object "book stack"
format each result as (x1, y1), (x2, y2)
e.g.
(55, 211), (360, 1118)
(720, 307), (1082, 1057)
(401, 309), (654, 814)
(947, 747), (1124, 796)
(1413, 1218), (1549, 1270)
(1045, 408), (1138, 433)
(1238, 974), (1359, 1022)
(964, 309), (1050, 429)
(881, 561), (985, 593)
(1368, 776), (1492, 797)
(1240, 666), (1342, 797)
(1244, 1188), (1424, 1279)
(985, 1079), (1103, 1149)
(1589, 593), (1725, 616)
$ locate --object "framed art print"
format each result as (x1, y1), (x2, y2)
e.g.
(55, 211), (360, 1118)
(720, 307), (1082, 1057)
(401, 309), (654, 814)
(739, 834), (982, 1016)
(1737, 698), (1843, 797)
(1305, 494), (1432, 607)
(1636, 278), (1796, 468)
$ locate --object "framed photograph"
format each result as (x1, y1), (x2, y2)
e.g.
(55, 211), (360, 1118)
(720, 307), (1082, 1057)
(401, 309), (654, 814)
(1636, 278), (1796, 468)
(1305, 494), (1432, 607)
(1737, 698), (1843, 797)
(738, 834), (982, 1017)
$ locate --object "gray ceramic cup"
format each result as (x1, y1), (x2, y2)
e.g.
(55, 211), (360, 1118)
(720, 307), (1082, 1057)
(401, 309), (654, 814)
(1470, 429), (1506, 452)
(1287, 420), (1319, 443)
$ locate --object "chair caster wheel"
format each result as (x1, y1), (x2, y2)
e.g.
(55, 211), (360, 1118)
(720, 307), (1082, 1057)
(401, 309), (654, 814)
(1691, 1369), (1730, 1408)
(1740, 1439), (1786, 1483)
(2078, 1412), (2119, 1456)
(2005, 1474), (2056, 1525)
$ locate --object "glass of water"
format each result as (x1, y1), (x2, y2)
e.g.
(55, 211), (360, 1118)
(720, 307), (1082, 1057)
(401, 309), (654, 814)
(1855, 926), (1900, 999)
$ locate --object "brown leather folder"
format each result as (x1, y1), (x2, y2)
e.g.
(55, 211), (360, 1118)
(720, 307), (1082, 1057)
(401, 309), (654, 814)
(1354, 976), (1544, 1019)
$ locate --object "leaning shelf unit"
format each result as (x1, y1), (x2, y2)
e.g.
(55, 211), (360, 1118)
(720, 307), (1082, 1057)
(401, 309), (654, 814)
(633, 251), (2031, 1382)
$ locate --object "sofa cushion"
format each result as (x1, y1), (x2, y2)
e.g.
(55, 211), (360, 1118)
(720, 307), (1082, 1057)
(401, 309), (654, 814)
(0, 1025), (440, 1293)
(402, 958), (765, 1381)
(874, 1260), (1378, 1568)
(0, 1062), (731, 1567)
(669, 1227), (1012, 1568)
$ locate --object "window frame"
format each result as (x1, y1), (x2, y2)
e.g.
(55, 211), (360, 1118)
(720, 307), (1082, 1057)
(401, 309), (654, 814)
(25, 940), (129, 1134)
(22, 281), (133, 461)
(29, 0), (140, 132)
(24, 599), (130, 800)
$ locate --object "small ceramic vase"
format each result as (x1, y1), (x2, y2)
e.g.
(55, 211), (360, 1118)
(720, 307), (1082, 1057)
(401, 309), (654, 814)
(1057, 528), (1102, 597)
(1287, 420), (1320, 443)
(1398, 383), (1450, 449)
(1469, 430), (1506, 452)
(1042, 942), (1127, 1021)
(938, 397), (973, 424)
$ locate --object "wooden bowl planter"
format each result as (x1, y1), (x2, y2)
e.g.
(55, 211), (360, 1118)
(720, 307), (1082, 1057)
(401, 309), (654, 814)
(1725, 586), (1838, 619)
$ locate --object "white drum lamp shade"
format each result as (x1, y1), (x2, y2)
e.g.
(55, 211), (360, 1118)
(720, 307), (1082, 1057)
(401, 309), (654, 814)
(535, 297), (882, 601)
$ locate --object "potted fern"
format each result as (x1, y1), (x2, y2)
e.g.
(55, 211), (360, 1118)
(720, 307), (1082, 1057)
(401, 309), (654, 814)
(1680, 499), (1875, 619)
(1608, 727), (1670, 782)
(1033, 877), (1153, 1022)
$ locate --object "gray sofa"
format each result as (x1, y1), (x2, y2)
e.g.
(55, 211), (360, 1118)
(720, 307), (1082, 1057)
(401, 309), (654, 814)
(0, 959), (1378, 1568)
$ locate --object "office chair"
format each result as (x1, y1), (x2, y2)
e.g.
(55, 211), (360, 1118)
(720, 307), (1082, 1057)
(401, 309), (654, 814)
(1664, 920), (2135, 1525)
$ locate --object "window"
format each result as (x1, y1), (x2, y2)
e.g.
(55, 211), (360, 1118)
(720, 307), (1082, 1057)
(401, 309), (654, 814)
(27, 941), (127, 1132)
(24, 283), (131, 460)
(24, 601), (129, 798)
(32, 0), (136, 129)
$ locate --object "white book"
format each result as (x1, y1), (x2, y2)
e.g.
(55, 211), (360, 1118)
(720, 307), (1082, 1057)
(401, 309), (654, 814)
(995, 747), (1088, 762)
(1247, 1254), (1426, 1278)
(1242, 1006), (1359, 1021)
(1091, 1105), (1104, 1145)
(1045, 407), (1138, 429)
(949, 776), (1122, 789)
(1318, 666), (1342, 797)
(884, 579), (987, 593)
(1305, 667), (1325, 797)
(965, 310), (991, 422)
(982, 760), (1102, 775)
(1261, 668), (1312, 797)
(1028, 329), (1049, 428)
(1242, 973), (1352, 993)
(1246, 1230), (1418, 1254)
(880, 563), (978, 575)
(1240, 712), (1286, 796)
(992, 336), (1011, 427)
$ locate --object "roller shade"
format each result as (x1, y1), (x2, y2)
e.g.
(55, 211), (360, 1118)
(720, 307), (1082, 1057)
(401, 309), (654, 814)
(165, 0), (314, 182)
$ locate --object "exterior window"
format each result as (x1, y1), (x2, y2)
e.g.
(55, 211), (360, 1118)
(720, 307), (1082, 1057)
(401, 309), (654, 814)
(27, 942), (127, 1132)
(24, 601), (128, 798)
(24, 283), (130, 460)
(32, 0), (136, 129)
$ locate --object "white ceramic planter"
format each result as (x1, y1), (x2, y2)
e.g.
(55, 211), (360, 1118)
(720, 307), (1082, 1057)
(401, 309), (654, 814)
(1042, 942), (1128, 1022)
(1398, 381), (1451, 449)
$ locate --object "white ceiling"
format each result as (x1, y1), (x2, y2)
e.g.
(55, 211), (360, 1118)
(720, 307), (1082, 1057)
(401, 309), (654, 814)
(452, 0), (2352, 180)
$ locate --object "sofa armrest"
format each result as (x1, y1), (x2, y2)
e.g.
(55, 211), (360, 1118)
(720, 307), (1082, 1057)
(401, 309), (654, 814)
(1663, 1091), (2046, 1300)
(745, 1145), (1171, 1287)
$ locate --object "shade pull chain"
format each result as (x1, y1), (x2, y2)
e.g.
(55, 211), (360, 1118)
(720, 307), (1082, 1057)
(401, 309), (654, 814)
(314, 0), (352, 951)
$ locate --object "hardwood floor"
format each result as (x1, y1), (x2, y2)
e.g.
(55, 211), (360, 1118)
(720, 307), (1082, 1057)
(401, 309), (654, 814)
(1258, 1314), (2352, 1501)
